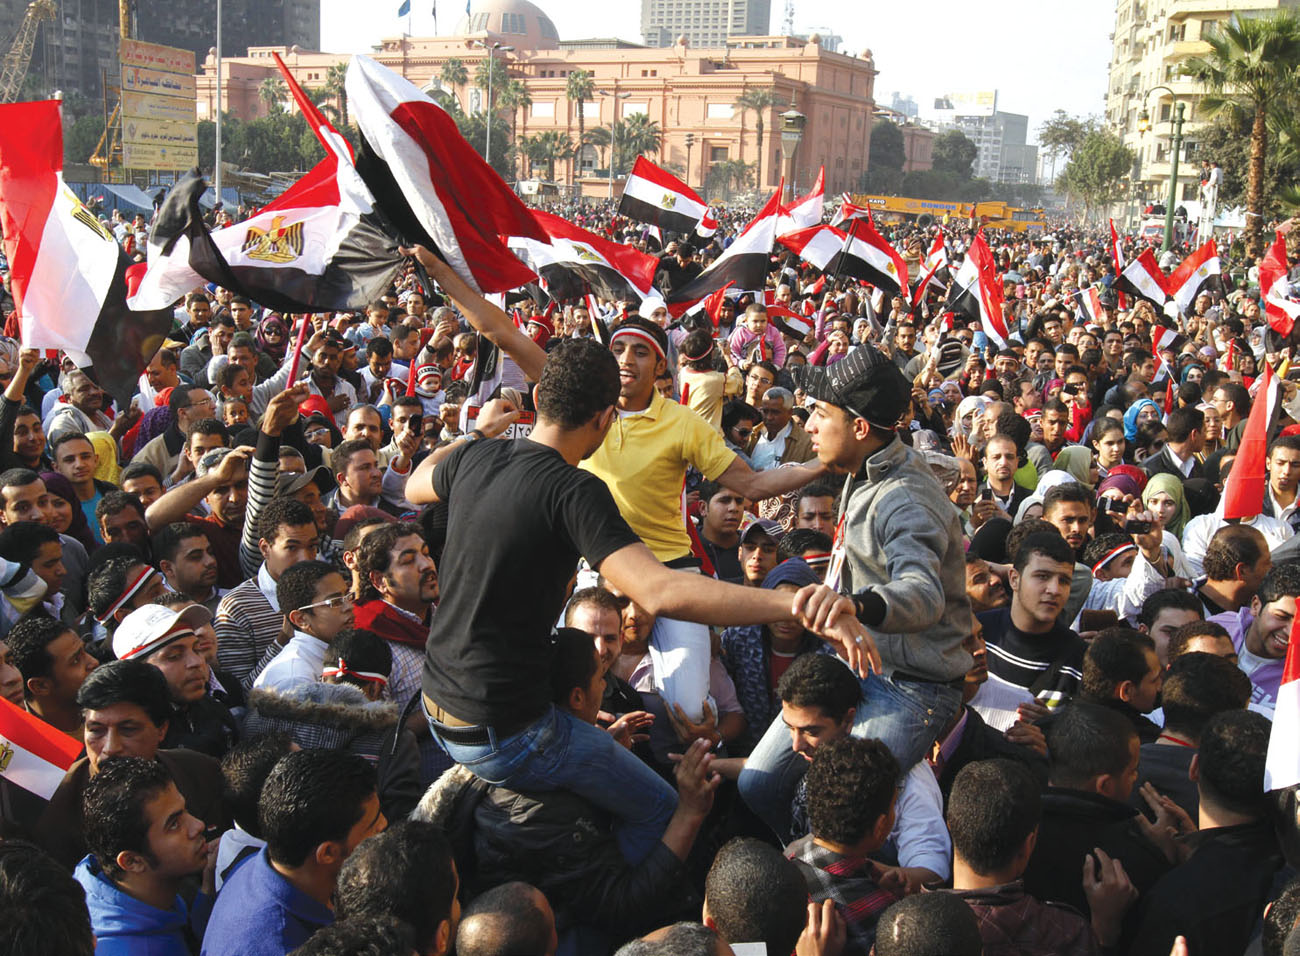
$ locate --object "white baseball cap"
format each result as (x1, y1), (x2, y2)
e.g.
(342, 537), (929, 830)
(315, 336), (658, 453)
(112, 603), (211, 662)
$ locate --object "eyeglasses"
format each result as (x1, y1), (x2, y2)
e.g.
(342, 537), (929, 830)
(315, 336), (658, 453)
(733, 427), (754, 439)
(298, 593), (354, 613)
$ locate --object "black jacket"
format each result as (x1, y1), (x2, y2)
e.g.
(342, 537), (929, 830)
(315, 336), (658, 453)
(934, 706), (1049, 805)
(1139, 446), (1203, 482)
(1022, 787), (1170, 916)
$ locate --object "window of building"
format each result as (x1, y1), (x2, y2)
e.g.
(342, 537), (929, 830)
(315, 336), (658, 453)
(531, 101), (554, 118)
(706, 102), (733, 120)
(710, 145), (729, 162)
(500, 12), (526, 33)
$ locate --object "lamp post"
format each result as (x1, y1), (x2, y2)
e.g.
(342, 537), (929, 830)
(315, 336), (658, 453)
(472, 40), (513, 168)
(685, 131), (695, 188)
(599, 89), (631, 200)
(214, 0), (222, 211)
(1137, 85), (1185, 252)
(779, 108), (805, 202)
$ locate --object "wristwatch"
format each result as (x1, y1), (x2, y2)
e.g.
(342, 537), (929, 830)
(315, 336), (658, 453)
(461, 428), (487, 444)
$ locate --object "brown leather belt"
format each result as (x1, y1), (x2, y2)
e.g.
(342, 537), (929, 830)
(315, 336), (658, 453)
(423, 692), (472, 727)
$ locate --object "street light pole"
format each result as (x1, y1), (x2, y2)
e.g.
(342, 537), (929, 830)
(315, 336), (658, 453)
(1138, 85), (1184, 252)
(779, 108), (805, 203)
(485, 42), (496, 167)
(600, 89), (631, 201)
(214, 0), (222, 210)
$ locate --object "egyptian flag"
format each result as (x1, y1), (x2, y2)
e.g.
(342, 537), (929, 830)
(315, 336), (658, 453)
(1072, 285), (1105, 325)
(346, 54), (545, 295)
(830, 192), (872, 227)
(1151, 325), (1186, 383)
(1266, 612), (1300, 791)
(666, 187), (782, 312)
(945, 232), (1008, 348)
(1114, 248), (1169, 310)
(1167, 239), (1222, 316)
(911, 233), (949, 307)
(618, 156), (708, 236)
(0, 696), (82, 799)
(695, 207), (718, 239)
(777, 166), (825, 235)
(0, 99), (173, 404)
(1261, 232), (1300, 338)
(699, 280), (735, 327)
(506, 209), (658, 303)
(778, 221), (909, 298)
(1109, 219), (1127, 311)
(1222, 361), (1279, 520)
(767, 303), (813, 340)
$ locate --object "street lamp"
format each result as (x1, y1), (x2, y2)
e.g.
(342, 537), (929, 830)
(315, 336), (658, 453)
(780, 108), (805, 202)
(599, 89), (631, 200)
(471, 40), (513, 168)
(685, 132), (695, 188)
(1137, 85), (1185, 252)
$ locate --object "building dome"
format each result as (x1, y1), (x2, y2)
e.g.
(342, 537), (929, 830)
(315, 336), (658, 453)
(456, 0), (560, 50)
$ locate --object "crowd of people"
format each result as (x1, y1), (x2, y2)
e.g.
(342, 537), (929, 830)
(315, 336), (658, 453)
(2, 192), (1300, 956)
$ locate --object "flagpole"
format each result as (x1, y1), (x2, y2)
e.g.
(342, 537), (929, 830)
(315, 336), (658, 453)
(214, 0), (222, 215)
(826, 219), (859, 294)
(285, 312), (311, 385)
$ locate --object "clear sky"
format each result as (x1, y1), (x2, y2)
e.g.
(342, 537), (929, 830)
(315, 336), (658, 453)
(319, 0), (1114, 144)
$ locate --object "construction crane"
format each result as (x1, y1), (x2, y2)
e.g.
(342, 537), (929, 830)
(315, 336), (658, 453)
(0, 0), (56, 103)
(782, 0), (795, 37)
(91, 0), (134, 170)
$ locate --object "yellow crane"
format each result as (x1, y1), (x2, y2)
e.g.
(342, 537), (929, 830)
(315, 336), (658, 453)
(0, 0), (56, 104)
(90, 0), (135, 170)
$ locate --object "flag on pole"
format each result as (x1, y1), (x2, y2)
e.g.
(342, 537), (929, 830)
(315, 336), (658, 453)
(1266, 612), (1300, 791)
(397, 0), (411, 15)
(1071, 285), (1106, 326)
(666, 186), (782, 313)
(0, 98), (173, 404)
(1221, 361), (1278, 520)
(618, 156), (709, 235)
(1150, 325), (1186, 383)
(776, 166), (825, 235)
(1261, 231), (1300, 339)
(911, 233), (949, 308)
(701, 280), (736, 328)
(777, 220), (909, 298)
(505, 209), (658, 303)
(1167, 239), (1222, 316)
(0, 696), (82, 799)
(347, 54), (546, 294)
(1115, 248), (1171, 309)
(944, 233), (1008, 348)
(830, 193), (872, 227)
(1109, 219), (1127, 311)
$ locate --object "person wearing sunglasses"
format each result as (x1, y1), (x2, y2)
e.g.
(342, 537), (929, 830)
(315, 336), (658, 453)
(254, 561), (355, 695)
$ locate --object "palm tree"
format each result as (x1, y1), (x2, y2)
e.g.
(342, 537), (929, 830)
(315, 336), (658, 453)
(582, 125), (611, 174)
(733, 87), (780, 187)
(533, 130), (573, 180)
(565, 69), (596, 181)
(498, 78), (532, 175)
(622, 113), (662, 158)
(324, 63), (349, 127)
(1184, 11), (1300, 258)
(705, 158), (754, 201)
(439, 57), (468, 111)
(301, 86), (339, 123)
(259, 77), (287, 116)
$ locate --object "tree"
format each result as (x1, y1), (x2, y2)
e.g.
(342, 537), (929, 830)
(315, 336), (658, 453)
(931, 130), (978, 179)
(705, 159), (754, 201)
(582, 125), (611, 173)
(259, 77), (287, 116)
(1198, 110), (1300, 216)
(440, 58), (468, 89)
(474, 56), (510, 99)
(733, 87), (780, 186)
(862, 119), (905, 193)
(566, 69), (596, 181)
(1037, 110), (1092, 179)
(1057, 129), (1135, 222)
(498, 79), (532, 176)
(1184, 11), (1300, 258)
(453, 110), (514, 181)
(526, 130), (573, 180)
(324, 63), (349, 128)
(621, 113), (662, 158)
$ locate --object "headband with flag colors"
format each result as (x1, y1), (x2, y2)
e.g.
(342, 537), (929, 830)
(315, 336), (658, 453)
(1261, 231), (1300, 338)
(618, 156), (709, 235)
(1109, 219), (1127, 311)
(776, 166), (825, 235)
(610, 324), (667, 361)
(1167, 239), (1222, 316)
(0, 99), (174, 405)
(0, 696), (82, 799)
(1221, 360), (1278, 520)
(666, 185), (783, 313)
(505, 209), (658, 304)
(322, 658), (389, 687)
(346, 54), (546, 294)
(830, 193), (872, 227)
(945, 232), (1008, 348)
(1115, 248), (1170, 309)
(777, 220), (909, 298)
(1265, 611), (1300, 790)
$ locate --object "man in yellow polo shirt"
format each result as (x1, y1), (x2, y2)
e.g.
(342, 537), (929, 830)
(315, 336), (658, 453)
(582, 318), (825, 721)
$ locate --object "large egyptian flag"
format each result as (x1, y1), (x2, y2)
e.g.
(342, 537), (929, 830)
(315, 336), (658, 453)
(666, 187), (782, 312)
(1167, 239), (1222, 316)
(0, 696), (82, 799)
(945, 232), (1008, 347)
(776, 166), (825, 235)
(619, 156), (709, 236)
(778, 221), (909, 298)
(506, 209), (658, 303)
(347, 54), (545, 294)
(1261, 232), (1300, 338)
(0, 98), (173, 404)
(1115, 248), (1170, 310)
(1222, 361), (1279, 520)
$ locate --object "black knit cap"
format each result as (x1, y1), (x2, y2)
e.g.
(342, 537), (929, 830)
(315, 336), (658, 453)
(792, 343), (910, 428)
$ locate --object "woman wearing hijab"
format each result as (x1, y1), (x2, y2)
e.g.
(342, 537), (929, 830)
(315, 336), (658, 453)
(1142, 473), (1193, 577)
(1123, 399), (1163, 444)
(1049, 445), (1097, 489)
(255, 313), (290, 363)
(951, 395), (988, 448)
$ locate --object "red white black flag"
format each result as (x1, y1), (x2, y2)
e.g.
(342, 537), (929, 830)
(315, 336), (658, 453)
(618, 156), (709, 236)
(911, 233), (949, 307)
(1115, 248), (1170, 309)
(347, 54), (546, 294)
(1167, 239), (1222, 316)
(666, 186), (782, 312)
(506, 209), (659, 304)
(1261, 231), (1300, 338)
(1109, 219), (1127, 310)
(777, 166), (825, 235)
(945, 232), (1008, 348)
(0, 696), (81, 799)
(0, 99), (173, 404)
(1071, 285), (1106, 325)
(830, 193), (872, 227)
(778, 219), (909, 299)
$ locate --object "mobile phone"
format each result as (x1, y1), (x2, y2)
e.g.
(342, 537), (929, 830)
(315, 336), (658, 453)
(1123, 518), (1153, 534)
(979, 488), (994, 502)
(1099, 497), (1125, 515)
(1062, 384), (1079, 396)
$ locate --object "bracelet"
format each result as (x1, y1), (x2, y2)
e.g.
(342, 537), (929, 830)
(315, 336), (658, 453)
(462, 428), (486, 444)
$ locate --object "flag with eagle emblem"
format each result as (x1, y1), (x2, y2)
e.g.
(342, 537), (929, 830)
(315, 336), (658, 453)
(618, 156), (709, 235)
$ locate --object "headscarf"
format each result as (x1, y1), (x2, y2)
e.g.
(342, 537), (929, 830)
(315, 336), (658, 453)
(40, 470), (98, 554)
(1180, 362), (1206, 386)
(1142, 472), (1190, 538)
(1123, 399), (1161, 441)
(86, 431), (121, 486)
(134, 404), (175, 451)
(1050, 446), (1093, 489)
(255, 313), (290, 361)
(952, 395), (987, 439)
(1096, 468), (1145, 502)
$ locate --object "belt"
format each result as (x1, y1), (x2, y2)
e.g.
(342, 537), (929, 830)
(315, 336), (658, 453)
(892, 670), (966, 690)
(423, 693), (535, 746)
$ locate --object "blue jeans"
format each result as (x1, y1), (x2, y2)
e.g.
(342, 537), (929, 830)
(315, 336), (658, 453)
(427, 703), (677, 864)
(737, 672), (962, 843)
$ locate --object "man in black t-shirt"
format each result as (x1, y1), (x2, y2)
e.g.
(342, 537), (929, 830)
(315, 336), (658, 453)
(406, 333), (875, 866)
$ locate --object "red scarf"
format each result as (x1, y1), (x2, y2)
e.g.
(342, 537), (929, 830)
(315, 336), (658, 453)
(353, 599), (428, 648)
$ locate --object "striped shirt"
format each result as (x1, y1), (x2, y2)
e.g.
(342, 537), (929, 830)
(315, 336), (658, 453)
(976, 607), (1085, 710)
(215, 567), (285, 691)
